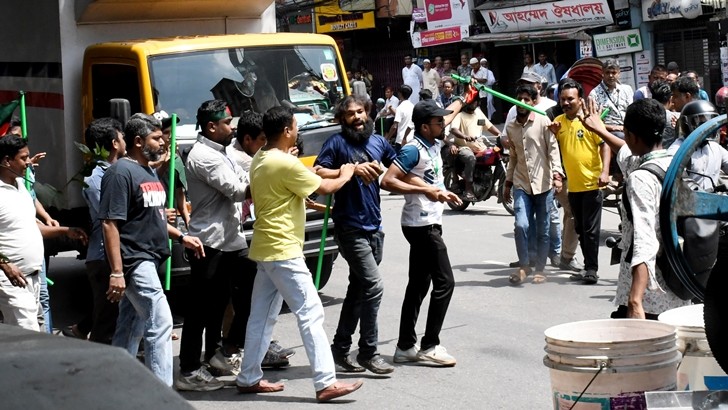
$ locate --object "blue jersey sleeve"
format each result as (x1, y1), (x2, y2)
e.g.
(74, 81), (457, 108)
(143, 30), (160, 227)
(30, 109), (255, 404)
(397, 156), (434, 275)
(380, 137), (398, 168)
(393, 144), (420, 174)
(313, 136), (338, 169)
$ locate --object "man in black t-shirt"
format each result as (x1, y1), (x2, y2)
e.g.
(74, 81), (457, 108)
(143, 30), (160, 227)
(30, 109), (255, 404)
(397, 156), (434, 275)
(99, 113), (204, 386)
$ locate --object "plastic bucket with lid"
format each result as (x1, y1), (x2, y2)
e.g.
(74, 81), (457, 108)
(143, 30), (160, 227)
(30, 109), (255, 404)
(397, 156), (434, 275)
(658, 304), (728, 391)
(544, 319), (680, 409)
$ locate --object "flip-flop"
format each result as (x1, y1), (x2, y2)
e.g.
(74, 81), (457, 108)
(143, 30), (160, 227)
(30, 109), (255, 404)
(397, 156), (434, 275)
(532, 274), (546, 284)
(509, 269), (529, 285)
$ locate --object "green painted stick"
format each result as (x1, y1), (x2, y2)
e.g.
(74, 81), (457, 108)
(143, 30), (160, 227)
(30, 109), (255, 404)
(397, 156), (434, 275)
(19, 91), (30, 190)
(164, 114), (178, 291)
(600, 108), (610, 120)
(314, 195), (332, 290)
(450, 74), (547, 116)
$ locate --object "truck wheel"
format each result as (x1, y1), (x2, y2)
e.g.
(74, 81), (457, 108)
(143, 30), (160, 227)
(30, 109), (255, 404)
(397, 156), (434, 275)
(305, 253), (337, 290)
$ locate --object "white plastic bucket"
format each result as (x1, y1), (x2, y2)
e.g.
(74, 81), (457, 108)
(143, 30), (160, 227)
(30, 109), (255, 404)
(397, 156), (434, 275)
(544, 319), (680, 409)
(658, 304), (728, 391)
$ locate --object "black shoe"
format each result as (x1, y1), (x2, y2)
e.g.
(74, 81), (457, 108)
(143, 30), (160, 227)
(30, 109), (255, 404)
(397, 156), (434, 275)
(583, 270), (599, 285)
(357, 354), (394, 375)
(333, 354), (365, 373)
(509, 261), (535, 268)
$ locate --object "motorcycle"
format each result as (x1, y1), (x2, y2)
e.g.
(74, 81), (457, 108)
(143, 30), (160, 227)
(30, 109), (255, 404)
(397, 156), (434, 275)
(442, 135), (514, 214)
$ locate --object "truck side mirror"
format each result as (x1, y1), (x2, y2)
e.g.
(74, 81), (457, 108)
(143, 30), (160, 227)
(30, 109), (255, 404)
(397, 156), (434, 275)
(109, 98), (131, 125)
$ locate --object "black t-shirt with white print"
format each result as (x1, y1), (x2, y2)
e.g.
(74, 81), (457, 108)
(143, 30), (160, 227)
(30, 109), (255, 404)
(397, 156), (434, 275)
(98, 157), (170, 272)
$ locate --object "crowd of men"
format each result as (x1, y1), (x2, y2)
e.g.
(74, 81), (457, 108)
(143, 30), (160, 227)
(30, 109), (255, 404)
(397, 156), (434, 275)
(0, 53), (725, 403)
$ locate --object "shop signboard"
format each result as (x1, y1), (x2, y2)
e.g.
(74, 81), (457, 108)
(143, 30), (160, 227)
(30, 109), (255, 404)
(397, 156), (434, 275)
(641, 0), (702, 21)
(424, 0), (471, 30)
(412, 8), (427, 23)
(314, 1), (376, 33)
(593, 29), (643, 57)
(411, 25), (469, 49)
(481, 0), (613, 34)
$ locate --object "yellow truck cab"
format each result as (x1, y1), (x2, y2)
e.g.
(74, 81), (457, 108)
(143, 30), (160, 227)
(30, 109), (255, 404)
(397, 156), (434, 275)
(82, 33), (349, 287)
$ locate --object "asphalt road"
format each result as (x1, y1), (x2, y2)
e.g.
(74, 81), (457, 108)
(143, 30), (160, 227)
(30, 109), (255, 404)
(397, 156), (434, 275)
(48, 193), (623, 409)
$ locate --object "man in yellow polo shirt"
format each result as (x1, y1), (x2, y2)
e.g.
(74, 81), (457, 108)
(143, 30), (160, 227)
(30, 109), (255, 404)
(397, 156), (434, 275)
(549, 79), (611, 285)
(236, 106), (363, 402)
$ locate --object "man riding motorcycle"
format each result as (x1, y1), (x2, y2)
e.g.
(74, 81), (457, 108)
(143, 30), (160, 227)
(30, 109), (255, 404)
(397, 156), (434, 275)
(446, 98), (501, 201)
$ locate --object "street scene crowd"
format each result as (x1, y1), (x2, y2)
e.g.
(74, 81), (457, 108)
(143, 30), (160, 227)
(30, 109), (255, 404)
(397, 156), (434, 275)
(0, 50), (726, 403)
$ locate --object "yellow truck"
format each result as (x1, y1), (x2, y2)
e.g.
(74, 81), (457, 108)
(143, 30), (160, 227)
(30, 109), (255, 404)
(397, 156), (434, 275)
(2, 1), (349, 288)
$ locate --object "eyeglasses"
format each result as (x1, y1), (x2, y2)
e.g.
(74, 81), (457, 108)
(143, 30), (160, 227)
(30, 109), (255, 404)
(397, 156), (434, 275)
(427, 120), (445, 127)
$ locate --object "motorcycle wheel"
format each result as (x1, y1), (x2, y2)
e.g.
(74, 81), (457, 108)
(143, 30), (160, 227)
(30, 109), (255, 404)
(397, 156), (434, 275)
(443, 167), (471, 211)
(497, 172), (514, 215)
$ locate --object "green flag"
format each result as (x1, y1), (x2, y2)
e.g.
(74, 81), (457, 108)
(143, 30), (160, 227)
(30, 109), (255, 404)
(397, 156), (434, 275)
(0, 99), (20, 135)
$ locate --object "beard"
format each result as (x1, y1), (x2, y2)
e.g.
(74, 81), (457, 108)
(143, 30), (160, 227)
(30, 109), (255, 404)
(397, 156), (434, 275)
(341, 117), (374, 144)
(142, 144), (165, 162)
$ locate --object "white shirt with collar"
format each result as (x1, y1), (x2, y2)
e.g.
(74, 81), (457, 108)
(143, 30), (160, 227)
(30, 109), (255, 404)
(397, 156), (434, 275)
(0, 177), (43, 274)
(667, 139), (728, 191)
(186, 134), (248, 251)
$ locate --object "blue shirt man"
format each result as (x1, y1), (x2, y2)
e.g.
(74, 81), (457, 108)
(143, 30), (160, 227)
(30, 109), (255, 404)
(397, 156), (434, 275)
(314, 95), (396, 374)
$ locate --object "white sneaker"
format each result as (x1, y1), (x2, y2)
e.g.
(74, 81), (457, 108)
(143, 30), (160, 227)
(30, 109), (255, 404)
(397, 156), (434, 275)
(416, 345), (457, 367)
(175, 367), (225, 391)
(393, 344), (420, 363)
(208, 349), (242, 376)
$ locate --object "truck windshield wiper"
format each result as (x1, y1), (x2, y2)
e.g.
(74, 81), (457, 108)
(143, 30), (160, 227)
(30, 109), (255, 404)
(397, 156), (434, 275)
(298, 117), (334, 131)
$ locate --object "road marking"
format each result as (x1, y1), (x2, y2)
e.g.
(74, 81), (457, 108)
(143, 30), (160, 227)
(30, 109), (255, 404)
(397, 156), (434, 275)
(481, 260), (508, 266)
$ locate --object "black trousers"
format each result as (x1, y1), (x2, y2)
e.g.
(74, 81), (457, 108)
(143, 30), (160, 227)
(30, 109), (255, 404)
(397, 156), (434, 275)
(398, 224), (455, 351)
(85, 260), (119, 344)
(179, 246), (249, 373)
(568, 190), (603, 272)
(225, 255), (257, 349)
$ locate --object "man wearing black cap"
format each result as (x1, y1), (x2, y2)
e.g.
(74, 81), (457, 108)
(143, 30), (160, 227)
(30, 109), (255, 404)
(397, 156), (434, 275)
(381, 100), (462, 367)
(175, 99), (249, 391)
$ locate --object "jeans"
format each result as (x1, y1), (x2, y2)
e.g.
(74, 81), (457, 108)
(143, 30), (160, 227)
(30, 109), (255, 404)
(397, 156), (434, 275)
(112, 260), (173, 386)
(179, 246), (245, 373)
(331, 225), (385, 360)
(86, 260), (119, 344)
(514, 189), (551, 271)
(0, 270), (40, 331)
(457, 148), (476, 183)
(236, 258), (336, 392)
(549, 195), (562, 258)
(38, 259), (52, 333)
(398, 225), (454, 351)
(568, 190), (603, 272)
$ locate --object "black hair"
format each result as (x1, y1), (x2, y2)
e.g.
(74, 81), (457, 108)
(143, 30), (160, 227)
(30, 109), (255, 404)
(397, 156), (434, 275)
(9, 116), (21, 129)
(123, 113), (161, 147)
(235, 111), (264, 145)
(334, 95), (371, 123)
(649, 80), (672, 104)
(85, 117), (123, 153)
(399, 84), (413, 100)
(419, 89), (433, 101)
(515, 84), (538, 101)
(196, 99), (228, 134)
(442, 79), (455, 88)
(671, 76), (699, 96)
(624, 99), (666, 147)
(651, 64), (667, 74)
(0, 134), (27, 162)
(263, 106), (294, 142)
(559, 78), (583, 98)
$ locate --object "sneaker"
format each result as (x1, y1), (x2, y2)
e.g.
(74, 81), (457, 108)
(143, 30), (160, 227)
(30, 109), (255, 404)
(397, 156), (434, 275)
(175, 367), (224, 392)
(357, 354), (394, 374)
(208, 349), (242, 376)
(559, 257), (584, 272)
(550, 254), (560, 268)
(393, 345), (420, 363)
(262, 348), (290, 368)
(269, 340), (295, 359)
(416, 345), (457, 367)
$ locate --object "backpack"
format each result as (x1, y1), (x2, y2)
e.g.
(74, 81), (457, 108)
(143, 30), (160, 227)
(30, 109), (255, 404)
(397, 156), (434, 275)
(623, 162), (719, 301)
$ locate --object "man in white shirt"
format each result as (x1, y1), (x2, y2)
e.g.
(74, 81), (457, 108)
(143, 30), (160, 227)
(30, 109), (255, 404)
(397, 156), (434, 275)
(386, 85), (414, 151)
(402, 55), (423, 104)
(470, 57), (496, 120)
(376, 86), (399, 136)
(587, 58), (634, 139)
(421, 59), (441, 101)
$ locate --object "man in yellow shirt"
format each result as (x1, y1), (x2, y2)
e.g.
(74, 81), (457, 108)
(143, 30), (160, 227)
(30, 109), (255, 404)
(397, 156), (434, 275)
(549, 79), (611, 285)
(236, 106), (363, 402)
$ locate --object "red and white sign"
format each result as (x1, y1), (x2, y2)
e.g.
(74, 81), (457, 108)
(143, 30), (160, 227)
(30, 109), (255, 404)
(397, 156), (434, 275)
(424, 0), (471, 30)
(481, 0), (613, 33)
(411, 25), (469, 48)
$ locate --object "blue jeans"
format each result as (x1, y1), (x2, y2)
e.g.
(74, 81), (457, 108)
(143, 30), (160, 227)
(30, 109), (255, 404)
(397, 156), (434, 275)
(112, 260), (173, 386)
(549, 195), (562, 258)
(331, 225), (385, 360)
(514, 189), (551, 271)
(237, 258), (336, 392)
(38, 259), (52, 333)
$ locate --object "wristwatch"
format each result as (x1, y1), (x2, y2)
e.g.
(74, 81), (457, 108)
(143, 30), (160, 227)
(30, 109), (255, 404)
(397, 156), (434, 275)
(177, 233), (187, 244)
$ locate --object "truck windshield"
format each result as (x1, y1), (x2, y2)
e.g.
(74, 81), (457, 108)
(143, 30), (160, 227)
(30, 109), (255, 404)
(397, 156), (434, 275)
(149, 45), (345, 137)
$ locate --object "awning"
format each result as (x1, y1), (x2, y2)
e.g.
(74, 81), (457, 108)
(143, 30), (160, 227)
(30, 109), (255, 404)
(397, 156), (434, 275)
(464, 26), (592, 45)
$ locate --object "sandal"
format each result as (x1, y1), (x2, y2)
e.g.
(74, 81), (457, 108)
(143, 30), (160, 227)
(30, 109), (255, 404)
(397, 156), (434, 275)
(509, 268), (530, 285)
(582, 271), (599, 285)
(532, 273), (547, 284)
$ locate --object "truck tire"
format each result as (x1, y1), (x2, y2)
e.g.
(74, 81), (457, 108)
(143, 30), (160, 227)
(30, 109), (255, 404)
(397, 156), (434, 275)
(305, 253), (336, 290)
